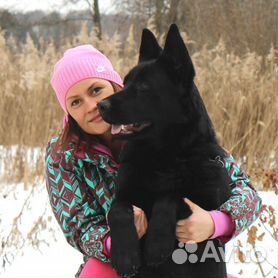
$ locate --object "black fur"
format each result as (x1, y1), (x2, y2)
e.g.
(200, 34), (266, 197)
(98, 24), (232, 278)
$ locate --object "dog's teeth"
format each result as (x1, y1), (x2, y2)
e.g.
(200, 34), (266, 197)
(122, 125), (130, 131)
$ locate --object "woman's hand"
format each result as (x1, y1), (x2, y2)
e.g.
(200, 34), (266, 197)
(133, 205), (148, 239)
(176, 198), (215, 243)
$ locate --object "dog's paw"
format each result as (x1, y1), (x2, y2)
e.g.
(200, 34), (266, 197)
(111, 247), (141, 277)
(144, 234), (175, 267)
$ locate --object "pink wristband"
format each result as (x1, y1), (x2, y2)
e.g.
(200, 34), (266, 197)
(103, 235), (111, 256)
(208, 210), (235, 239)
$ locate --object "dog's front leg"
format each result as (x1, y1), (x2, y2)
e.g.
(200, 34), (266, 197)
(144, 196), (185, 267)
(108, 200), (141, 277)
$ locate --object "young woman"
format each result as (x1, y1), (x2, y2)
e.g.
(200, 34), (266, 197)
(45, 44), (262, 278)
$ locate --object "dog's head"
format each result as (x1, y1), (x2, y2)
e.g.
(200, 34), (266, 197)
(98, 24), (215, 145)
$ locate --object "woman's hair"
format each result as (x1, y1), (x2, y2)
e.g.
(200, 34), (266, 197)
(55, 82), (122, 156)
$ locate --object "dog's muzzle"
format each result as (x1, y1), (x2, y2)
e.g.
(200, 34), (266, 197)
(111, 122), (151, 135)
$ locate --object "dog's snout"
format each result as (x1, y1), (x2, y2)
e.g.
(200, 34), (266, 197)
(98, 99), (111, 113)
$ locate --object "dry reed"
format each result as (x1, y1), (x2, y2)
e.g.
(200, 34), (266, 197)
(0, 25), (277, 185)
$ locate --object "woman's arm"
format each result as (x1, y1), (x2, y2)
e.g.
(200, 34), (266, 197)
(217, 154), (262, 241)
(176, 154), (262, 243)
(45, 141), (112, 263)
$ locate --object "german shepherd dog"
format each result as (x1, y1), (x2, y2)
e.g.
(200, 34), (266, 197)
(98, 24), (231, 278)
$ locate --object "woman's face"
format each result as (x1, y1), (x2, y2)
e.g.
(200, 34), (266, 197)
(66, 78), (114, 135)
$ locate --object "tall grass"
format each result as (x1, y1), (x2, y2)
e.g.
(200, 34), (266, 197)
(0, 25), (277, 184)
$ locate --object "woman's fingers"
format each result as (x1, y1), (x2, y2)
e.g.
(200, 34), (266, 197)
(175, 198), (215, 243)
(133, 205), (148, 239)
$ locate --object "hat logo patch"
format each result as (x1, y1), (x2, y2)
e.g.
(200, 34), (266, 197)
(96, 65), (105, 72)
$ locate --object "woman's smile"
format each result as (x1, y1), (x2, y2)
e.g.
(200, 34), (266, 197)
(88, 113), (103, 123)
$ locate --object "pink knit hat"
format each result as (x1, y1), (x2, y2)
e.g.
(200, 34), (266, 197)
(51, 44), (123, 125)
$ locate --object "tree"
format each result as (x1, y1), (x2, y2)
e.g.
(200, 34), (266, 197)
(0, 9), (19, 38)
(65, 0), (102, 39)
(111, 0), (182, 35)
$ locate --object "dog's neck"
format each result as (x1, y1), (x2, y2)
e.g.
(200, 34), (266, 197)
(128, 124), (218, 156)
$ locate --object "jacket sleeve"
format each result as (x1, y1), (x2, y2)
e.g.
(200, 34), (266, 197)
(218, 155), (262, 241)
(45, 145), (111, 263)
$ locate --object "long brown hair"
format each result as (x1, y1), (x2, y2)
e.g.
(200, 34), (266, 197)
(54, 82), (122, 156)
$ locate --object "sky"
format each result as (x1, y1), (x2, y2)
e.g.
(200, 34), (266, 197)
(0, 0), (114, 14)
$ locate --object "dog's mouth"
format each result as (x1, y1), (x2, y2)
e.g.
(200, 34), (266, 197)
(111, 122), (151, 135)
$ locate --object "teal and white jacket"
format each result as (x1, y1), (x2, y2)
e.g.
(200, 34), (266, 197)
(45, 136), (262, 264)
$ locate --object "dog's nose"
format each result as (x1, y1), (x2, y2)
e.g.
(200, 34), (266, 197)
(98, 99), (111, 113)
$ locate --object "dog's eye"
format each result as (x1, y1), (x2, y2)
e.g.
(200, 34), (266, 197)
(139, 82), (149, 92)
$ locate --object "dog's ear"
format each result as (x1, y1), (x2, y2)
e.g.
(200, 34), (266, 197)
(161, 24), (195, 83)
(139, 28), (162, 63)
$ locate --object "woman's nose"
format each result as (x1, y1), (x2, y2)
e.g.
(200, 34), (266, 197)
(85, 99), (98, 113)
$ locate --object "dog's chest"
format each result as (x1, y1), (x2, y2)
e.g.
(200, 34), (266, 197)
(118, 145), (231, 212)
(120, 148), (221, 191)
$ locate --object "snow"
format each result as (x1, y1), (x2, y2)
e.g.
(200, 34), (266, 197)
(0, 181), (277, 278)
(0, 181), (82, 278)
(1, 239), (82, 278)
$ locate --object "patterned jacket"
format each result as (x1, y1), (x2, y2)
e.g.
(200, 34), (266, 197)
(45, 136), (262, 264)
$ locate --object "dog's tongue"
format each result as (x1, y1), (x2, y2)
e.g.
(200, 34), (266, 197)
(111, 124), (123, 135)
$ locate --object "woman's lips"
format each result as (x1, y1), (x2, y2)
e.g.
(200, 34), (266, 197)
(89, 114), (103, 123)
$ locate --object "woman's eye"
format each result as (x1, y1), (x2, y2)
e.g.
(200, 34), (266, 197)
(91, 87), (103, 95)
(71, 99), (81, 107)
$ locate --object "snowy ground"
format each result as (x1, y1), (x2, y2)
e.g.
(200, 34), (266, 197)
(0, 181), (277, 278)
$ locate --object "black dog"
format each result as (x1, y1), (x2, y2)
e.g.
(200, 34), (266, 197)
(98, 24), (231, 278)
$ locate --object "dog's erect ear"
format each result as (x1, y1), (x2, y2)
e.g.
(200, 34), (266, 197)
(161, 24), (195, 83)
(139, 28), (162, 63)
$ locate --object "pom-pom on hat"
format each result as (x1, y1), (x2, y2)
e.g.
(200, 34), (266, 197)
(50, 44), (123, 125)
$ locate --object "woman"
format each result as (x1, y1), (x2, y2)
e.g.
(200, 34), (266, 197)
(45, 44), (262, 278)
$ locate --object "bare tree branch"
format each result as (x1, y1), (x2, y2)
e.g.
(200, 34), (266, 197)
(64, 0), (102, 39)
